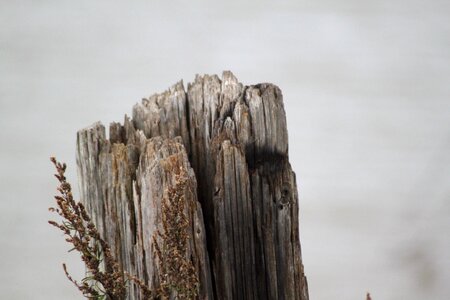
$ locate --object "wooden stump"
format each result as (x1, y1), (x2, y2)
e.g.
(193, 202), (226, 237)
(76, 71), (308, 300)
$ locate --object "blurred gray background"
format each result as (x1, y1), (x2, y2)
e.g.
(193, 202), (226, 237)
(1, 0), (449, 299)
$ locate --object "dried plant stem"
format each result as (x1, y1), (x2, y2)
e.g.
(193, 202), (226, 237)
(153, 170), (199, 300)
(49, 157), (128, 299)
(49, 157), (199, 300)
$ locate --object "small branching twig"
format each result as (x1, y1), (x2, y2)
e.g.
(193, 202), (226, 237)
(123, 271), (156, 299)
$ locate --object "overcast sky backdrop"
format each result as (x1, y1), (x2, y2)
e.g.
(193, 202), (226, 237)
(1, 1), (449, 299)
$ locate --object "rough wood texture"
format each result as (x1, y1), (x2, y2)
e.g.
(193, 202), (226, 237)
(76, 71), (308, 300)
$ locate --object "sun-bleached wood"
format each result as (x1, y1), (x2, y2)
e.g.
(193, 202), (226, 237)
(76, 71), (308, 300)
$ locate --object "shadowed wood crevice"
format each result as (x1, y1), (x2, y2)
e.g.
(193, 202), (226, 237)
(76, 71), (308, 300)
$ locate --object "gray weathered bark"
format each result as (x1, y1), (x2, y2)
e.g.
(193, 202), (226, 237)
(76, 71), (308, 300)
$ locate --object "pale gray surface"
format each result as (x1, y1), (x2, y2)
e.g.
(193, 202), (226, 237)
(1, 0), (449, 299)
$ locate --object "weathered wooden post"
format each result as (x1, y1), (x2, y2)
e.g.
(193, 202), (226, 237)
(76, 71), (309, 299)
